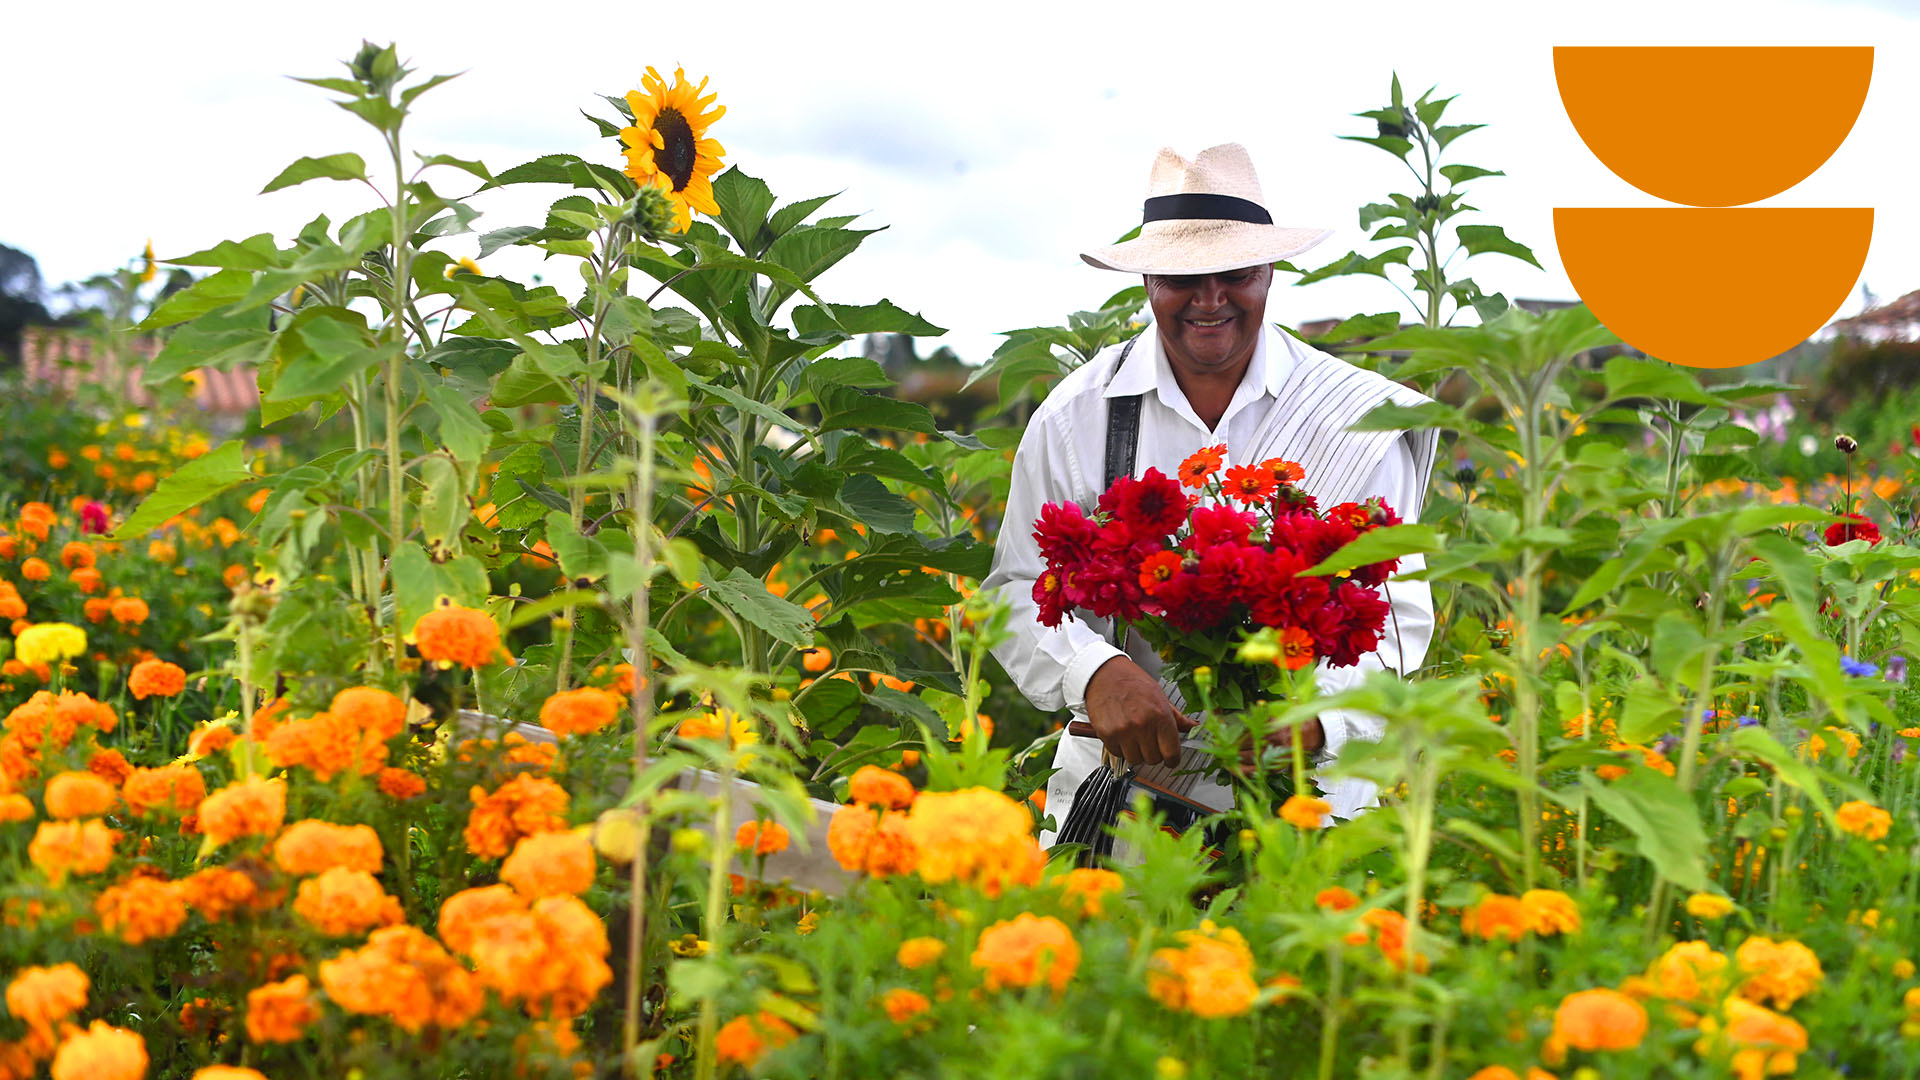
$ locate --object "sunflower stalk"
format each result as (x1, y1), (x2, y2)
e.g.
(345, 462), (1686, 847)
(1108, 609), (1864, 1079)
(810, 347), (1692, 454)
(381, 121), (413, 670)
(622, 392), (659, 1078)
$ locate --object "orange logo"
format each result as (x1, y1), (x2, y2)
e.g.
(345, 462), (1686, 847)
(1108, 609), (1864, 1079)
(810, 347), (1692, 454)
(1553, 46), (1874, 368)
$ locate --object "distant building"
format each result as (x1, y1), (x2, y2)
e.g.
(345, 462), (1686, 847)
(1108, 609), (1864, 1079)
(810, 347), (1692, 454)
(19, 327), (258, 417)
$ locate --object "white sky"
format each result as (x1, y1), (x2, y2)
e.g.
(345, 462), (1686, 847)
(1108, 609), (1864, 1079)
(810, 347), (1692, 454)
(4, 0), (1916, 365)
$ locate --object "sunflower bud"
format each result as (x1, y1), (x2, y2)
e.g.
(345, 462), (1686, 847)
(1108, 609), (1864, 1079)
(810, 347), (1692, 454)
(348, 41), (403, 97)
(629, 186), (677, 245)
(1835, 433), (1858, 454)
(1453, 466), (1478, 487)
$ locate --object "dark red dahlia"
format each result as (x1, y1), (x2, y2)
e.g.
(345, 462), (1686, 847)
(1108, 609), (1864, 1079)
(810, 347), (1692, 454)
(1824, 513), (1881, 547)
(1098, 468), (1187, 539)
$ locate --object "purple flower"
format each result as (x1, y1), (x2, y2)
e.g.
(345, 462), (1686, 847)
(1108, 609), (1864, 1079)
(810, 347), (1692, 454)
(1889, 655), (1908, 684)
(1842, 657), (1878, 678)
(1737, 715), (1760, 728)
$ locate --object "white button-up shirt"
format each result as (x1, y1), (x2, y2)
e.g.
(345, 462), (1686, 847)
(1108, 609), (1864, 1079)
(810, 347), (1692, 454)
(982, 321), (1436, 828)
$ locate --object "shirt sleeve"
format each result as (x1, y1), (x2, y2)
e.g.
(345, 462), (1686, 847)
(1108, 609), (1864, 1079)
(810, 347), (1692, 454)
(1311, 434), (1436, 816)
(981, 410), (1125, 714)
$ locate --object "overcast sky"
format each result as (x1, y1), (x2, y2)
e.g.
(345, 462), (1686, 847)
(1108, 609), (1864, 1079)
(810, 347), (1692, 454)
(5, 0), (1915, 365)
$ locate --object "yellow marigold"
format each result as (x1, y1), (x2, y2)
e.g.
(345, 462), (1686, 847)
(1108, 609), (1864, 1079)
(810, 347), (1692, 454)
(1054, 867), (1126, 917)
(0, 793), (31, 822)
(179, 866), (261, 922)
(1735, 936), (1823, 1010)
(881, 987), (931, 1024)
(412, 604), (508, 669)
(109, 596), (149, 625)
(1519, 889), (1581, 936)
(897, 937), (946, 969)
(43, 770), (117, 820)
(465, 774), (570, 859)
(273, 819), (384, 876)
(28, 819), (117, 884)
(49, 1020), (146, 1080)
(1686, 893), (1736, 920)
(198, 776), (286, 847)
(1553, 988), (1648, 1051)
(904, 787), (1041, 897)
(848, 764), (916, 809)
(501, 829), (598, 898)
(121, 764), (206, 817)
(127, 659), (186, 700)
(539, 687), (621, 738)
(735, 819), (791, 857)
(320, 924), (484, 1033)
(6, 963), (88, 1031)
(245, 973), (320, 1043)
(14, 623), (87, 667)
(714, 1011), (798, 1067)
(294, 867), (403, 937)
(1280, 794), (1332, 829)
(1462, 893), (1529, 942)
(330, 686), (408, 741)
(1835, 799), (1892, 840)
(438, 884), (526, 955)
(95, 876), (189, 944)
(377, 767), (427, 800)
(972, 913), (1080, 994)
(1146, 920), (1258, 1018)
(87, 747), (132, 785)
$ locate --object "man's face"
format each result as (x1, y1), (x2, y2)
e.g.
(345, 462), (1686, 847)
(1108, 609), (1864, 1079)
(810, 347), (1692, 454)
(1145, 263), (1272, 378)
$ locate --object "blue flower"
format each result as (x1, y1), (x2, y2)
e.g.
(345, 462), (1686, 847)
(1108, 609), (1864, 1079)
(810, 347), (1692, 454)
(1737, 715), (1760, 728)
(1841, 657), (1879, 678)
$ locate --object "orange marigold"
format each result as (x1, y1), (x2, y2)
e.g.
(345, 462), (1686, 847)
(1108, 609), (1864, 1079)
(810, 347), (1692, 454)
(539, 687), (621, 738)
(438, 884), (526, 955)
(245, 974), (320, 1043)
(329, 686), (408, 741)
(501, 829), (598, 898)
(109, 597), (149, 625)
(714, 1011), (798, 1067)
(86, 747), (132, 785)
(319, 924), (484, 1033)
(49, 1020), (146, 1080)
(44, 770), (117, 820)
(127, 659), (186, 700)
(847, 764), (916, 809)
(1553, 988), (1649, 1051)
(187, 721), (236, 758)
(734, 819), (791, 857)
(5, 962), (88, 1031)
(897, 937), (946, 969)
(273, 819), (385, 876)
(28, 820), (117, 884)
(20, 558), (50, 582)
(1462, 893), (1529, 942)
(1735, 936), (1823, 1010)
(1520, 889), (1581, 936)
(412, 604), (507, 669)
(1315, 886), (1360, 911)
(903, 787), (1041, 897)
(377, 767), (427, 800)
(194, 1068), (272, 1080)
(1835, 799), (1892, 841)
(59, 542), (94, 570)
(973, 913), (1080, 994)
(1280, 794), (1331, 829)
(881, 987), (930, 1024)
(69, 566), (102, 594)
(179, 866), (261, 922)
(121, 764), (206, 817)
(465, 894), (612, 1019)
(293, 867), (404, 937)
(0, 793), (31, 822)
(465, 774), (570, 859)
(95, 876), (189, 945)
(198, 776), (286, 846)
(1146, 920), (1259, 1018)
(266, 712), (386, 782)
(1054, 867), (1125, 917)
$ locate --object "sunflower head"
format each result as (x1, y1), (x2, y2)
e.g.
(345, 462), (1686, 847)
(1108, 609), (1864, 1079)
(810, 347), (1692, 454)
(630, 186), (677, 244)
(618, 66), (726, 233)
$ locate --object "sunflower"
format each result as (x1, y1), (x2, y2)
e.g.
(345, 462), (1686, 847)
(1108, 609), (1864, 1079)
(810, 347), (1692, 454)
(619, 66), (726, 233)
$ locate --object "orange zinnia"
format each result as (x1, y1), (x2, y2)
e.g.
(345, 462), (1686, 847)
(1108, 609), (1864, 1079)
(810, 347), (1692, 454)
(1221, 464), (1277, 505)
(1138, 550), (1185, 595)
(1260, 458), (1306, 484)
(1178, 444), (1226, 489)
(1279, 626), (1316, 671)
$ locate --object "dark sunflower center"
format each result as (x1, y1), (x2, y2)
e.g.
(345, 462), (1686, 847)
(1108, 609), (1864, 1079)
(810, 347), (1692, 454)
(654, 108), (697, 192)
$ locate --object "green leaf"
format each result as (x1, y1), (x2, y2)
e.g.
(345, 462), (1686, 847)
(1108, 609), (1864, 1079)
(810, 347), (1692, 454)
(267, 315), (397, 401)
(1726, 727), (1840, 826)
(477, 225), (543, 257)
(700, 567), (817, 647)
(1296, 247), (1414, 286)
(391, 544), (490, 637)
(769, 193), (839, 238)
(792, 300), (946, 339)
(1578, 768), (1708, 891)
(1299, 524), (1445, 577)
(712, 167), (776, 254)
(1433, 123), (1486, 150)
(1601, 357), (1723, 407)
(112, 442), (254, 539)
(142, 306), (275, 385)
(1304, 311), (1403, 345)
(1617, 678), (1683, 743)
(166, 234), (286, 272)
(425, 384), (492, 466)
(1454, 224), (1542, 269)
(1439, 164), (1504, 185)
(834, 475), (918, 534)
(262, 153), (370, 193)
(816, 385), (936, 434)
(137, 269), (253, 330)
(764, 225), (882, 285)
(489, 353), (573, 408)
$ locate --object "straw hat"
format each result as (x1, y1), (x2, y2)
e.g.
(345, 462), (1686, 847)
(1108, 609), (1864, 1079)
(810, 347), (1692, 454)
(1081, 143), (1333, 275)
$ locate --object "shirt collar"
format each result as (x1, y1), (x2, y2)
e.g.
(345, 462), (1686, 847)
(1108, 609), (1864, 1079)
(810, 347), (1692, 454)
(1104, 322), (1297, 430)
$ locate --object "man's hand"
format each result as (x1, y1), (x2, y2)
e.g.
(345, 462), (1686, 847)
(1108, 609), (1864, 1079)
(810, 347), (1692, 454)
(1234, 717), (1325, 775)
(1085, 656), (1195, 766)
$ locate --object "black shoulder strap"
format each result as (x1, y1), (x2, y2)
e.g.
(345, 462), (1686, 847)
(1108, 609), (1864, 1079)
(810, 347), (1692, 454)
(1102, 335), (1145, 489)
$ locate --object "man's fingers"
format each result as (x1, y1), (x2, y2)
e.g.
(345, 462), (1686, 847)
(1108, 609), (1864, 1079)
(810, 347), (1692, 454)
(1156, 717), (1183, 765)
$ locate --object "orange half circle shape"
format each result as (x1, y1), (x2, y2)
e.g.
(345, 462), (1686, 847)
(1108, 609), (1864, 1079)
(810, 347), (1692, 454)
(1555, 206), (1872, 369)
(1554, 46), (1872, 207)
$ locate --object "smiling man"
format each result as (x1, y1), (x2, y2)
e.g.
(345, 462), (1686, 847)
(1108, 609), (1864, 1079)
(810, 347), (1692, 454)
(981, 143), (1442, 841)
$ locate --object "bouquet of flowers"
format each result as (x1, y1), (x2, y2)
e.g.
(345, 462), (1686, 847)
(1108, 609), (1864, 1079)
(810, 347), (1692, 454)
(1031, 445), (1403, 711)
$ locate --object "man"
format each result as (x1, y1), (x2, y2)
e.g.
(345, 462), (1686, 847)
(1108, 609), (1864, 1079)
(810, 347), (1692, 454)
(981, 143), (1439, 841)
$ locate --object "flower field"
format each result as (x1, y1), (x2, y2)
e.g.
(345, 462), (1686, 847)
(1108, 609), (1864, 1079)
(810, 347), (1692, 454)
(5, 47), (1920, 1080)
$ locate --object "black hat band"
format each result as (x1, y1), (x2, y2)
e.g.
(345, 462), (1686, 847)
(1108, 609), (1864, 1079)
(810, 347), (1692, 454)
(1142, 193), (1273, 226)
